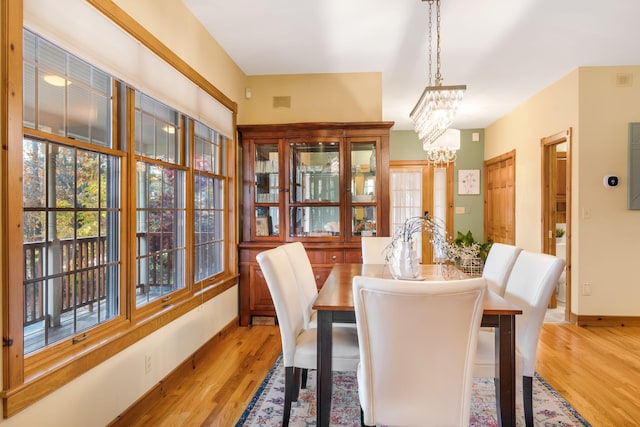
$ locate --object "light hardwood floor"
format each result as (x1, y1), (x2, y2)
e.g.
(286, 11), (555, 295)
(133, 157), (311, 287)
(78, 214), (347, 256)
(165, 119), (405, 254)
(116, 323), (640, 426)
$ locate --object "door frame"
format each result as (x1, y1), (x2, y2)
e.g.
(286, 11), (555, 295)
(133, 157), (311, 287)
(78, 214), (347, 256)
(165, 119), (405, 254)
(541, 128), (572, 321)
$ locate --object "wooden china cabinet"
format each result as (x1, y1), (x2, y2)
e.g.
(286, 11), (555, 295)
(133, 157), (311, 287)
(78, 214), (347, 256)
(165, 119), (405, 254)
(238, 122), (393, 325)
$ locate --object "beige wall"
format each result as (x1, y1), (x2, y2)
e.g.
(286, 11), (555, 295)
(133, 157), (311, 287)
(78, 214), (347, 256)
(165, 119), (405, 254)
(486, 66), (640, 316)
(575, 66), (640, 316)
(485, 69), (579, 253)
(241, 72), (382, 124)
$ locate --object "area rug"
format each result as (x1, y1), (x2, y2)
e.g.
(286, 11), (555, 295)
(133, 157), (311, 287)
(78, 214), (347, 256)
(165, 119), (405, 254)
(235, 356), (591, 427)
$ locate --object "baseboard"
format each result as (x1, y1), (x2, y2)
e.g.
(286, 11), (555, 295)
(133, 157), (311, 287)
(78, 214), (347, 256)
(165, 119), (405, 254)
(576, 315), (640, 327)
(107, 317), (239, 427)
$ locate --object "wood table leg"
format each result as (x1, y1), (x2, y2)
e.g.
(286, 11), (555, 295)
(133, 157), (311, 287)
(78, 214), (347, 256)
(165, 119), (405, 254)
(317, 310), (333, 427)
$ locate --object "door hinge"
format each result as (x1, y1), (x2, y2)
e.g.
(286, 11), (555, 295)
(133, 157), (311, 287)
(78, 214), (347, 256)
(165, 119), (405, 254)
(3, 337), (13, 347)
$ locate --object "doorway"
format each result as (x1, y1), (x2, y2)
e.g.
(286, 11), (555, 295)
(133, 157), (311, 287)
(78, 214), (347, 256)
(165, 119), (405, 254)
(541, 129), (572, 322)
(389, 161), (453, 263)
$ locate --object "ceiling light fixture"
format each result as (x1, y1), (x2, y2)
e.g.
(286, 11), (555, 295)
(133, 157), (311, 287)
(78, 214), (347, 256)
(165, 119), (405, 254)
(43, 74), (70, 87)
(410, 0), (466, 163)
(423, 128), (460, 164)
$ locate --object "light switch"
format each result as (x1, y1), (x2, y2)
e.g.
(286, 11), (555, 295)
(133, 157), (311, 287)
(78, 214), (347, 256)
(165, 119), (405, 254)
(455, 206), (466, 214)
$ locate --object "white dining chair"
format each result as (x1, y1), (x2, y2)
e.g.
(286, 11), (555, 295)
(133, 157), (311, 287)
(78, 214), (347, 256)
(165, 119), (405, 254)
(257, 246), (360, 427)
(281, 242), (319, 329)
(361, 236), (393, 264)
(482, 242), (522, 296)
(352, 276), (487, 427)
(474, 250), (565, 427)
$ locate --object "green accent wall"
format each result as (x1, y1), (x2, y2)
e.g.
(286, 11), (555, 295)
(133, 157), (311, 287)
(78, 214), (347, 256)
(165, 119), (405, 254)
(389, 129), (486, 243)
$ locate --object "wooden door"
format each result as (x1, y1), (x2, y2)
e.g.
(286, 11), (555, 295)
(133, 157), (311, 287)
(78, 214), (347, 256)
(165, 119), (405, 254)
(484, 150), (516, 244)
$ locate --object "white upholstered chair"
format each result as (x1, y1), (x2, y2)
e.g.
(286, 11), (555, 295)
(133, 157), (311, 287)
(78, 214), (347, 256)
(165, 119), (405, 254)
(482, 243), (522, 296)
(256, 246), (360, 426)
(361, 236), (393, 264)
(474, 250), (565, 427)
(352, 276), (487, 427)
(281, 242), (319, 329)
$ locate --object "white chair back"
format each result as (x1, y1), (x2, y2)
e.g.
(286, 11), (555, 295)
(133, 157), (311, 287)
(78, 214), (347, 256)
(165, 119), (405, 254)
(353, 276), (486, 427)
(361, 236), (393, 264)
(256, 246), (305, 367)
(482, 243), (522, 296)
(281, 242), (318, 328)
(504, 250), (565, 376)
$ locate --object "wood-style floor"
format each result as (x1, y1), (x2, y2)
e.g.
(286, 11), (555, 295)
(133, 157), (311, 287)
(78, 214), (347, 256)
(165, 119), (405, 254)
(121, 322), (640, 427)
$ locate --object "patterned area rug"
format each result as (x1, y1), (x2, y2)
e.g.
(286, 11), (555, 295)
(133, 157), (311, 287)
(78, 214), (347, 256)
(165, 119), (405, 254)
(236, 356), (591, 427)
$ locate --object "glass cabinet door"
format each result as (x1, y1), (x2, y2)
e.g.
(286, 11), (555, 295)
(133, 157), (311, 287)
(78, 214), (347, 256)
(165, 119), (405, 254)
(289, 141), (341, 238)
(351, 141), (378, 237)
(254, 143), (280, 237)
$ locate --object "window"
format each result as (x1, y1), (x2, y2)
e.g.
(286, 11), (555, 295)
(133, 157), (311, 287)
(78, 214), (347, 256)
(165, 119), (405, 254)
(22, 29), (120, 355)
(4, 27), (236, 413)
(134, 92), (186, 306)
(193, 121), (226, 282)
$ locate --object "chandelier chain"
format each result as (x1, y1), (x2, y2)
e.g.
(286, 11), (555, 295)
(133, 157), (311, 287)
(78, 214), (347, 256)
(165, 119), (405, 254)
(435, 0), (442, 84)
(427, 0), (433, 87)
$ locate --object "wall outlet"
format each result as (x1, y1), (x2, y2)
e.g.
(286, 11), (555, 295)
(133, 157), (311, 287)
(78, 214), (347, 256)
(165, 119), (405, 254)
(583, 283), (592, 296)
(144, 354), (152, 374)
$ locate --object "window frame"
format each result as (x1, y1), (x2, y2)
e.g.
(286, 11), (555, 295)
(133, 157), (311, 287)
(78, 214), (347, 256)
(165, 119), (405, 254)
(1, 5), (238, 416)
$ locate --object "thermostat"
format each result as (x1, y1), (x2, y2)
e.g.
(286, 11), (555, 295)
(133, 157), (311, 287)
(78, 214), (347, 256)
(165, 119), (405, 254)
(604, 175), (619, 187)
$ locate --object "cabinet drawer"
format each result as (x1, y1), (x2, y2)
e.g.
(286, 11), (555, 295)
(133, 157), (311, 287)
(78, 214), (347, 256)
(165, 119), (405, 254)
(306, 250), (344, 264)
(323, 251), (344, 263)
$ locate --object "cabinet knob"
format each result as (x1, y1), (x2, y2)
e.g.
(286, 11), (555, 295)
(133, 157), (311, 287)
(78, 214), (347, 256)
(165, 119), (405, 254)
(331, 255), (337, 260)
(315, 275), (320, 281)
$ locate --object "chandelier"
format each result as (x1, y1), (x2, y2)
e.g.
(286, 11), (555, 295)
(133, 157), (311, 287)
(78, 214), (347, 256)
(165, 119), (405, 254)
(423, 128), (460, 164)
(410, 0), (466, 160)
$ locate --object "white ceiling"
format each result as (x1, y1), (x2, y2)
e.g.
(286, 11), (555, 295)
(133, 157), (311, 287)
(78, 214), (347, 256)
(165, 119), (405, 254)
(183, 0), (640, 131)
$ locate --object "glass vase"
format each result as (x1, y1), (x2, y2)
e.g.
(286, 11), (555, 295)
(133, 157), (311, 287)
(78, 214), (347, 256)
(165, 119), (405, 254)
(389, 240), (420, 280)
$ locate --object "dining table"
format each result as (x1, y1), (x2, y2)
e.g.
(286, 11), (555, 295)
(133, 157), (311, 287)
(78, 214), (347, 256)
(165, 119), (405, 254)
(312, 263), (523, 427)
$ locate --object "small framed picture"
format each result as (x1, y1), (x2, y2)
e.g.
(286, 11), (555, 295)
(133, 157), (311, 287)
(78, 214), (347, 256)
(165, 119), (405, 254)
(255, 217), (270, 236)
(458, 169), (480, 195)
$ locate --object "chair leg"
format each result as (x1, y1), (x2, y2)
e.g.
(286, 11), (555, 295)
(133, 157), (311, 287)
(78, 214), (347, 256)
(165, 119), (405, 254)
(292, 367), (301, 402)
(360, 407), (374, 427)
(523, 375), (533, 427)
(301, 368), (308, 389)
(283, 367), (295, 427)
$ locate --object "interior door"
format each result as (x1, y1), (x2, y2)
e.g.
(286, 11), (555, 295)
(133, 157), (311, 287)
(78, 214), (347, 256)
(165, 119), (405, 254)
(484, 150), (516, 244)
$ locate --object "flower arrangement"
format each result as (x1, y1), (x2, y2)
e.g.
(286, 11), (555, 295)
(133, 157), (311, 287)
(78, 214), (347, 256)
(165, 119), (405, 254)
(447, 230), (492, 261)
(446, 230), (493, 277)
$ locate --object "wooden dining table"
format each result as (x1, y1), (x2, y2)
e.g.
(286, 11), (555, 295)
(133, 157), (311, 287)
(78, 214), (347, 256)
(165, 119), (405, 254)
(312, 263), (523, 427)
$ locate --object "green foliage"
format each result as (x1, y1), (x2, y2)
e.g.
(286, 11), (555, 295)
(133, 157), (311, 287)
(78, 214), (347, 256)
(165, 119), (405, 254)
(452, 230), (493, 260)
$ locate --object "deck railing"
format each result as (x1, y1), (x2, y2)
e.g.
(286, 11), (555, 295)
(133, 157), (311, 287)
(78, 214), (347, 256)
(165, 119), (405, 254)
(23, 236), (108, 327)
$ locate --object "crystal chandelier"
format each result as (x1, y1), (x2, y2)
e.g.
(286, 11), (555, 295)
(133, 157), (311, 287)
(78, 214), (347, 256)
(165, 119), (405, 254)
(410, 0), (466, 160)
(423, 128), (460, 164)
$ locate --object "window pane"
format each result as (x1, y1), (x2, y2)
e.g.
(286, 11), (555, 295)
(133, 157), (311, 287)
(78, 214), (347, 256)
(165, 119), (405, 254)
(194, 173), (224, 282)
(67, 83), (91, 142)
(23, 138), (46, 208)
(52, 145), (75, 209)
(38, 69), (66, 135)
(135, 92), (180, 164)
